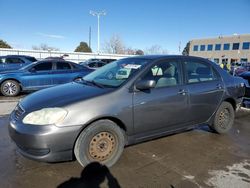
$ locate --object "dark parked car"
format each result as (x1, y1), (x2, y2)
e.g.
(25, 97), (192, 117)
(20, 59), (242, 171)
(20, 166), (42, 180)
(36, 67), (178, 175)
(0, 55), (37, 71)
(238, 71), (250, 108)
(0, 59), (92, 96)
(80, 58), (117, 70)
(9, 55), (245, 167)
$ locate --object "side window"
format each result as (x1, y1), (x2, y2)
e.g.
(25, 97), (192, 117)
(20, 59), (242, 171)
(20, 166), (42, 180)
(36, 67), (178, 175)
(33, 62), (52, 71)
(88, 62), (97, 68)
(140, 61), (180, 88)
(98, 62), (105, 67)
(5, 58), (24, 64)
(0, 58), (5, 64)
(56, 62), (71, 70)
(185, 61), (217, 83)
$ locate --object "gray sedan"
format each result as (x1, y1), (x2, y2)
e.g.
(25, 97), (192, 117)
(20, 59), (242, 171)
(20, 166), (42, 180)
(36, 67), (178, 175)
(9, 55), (245, 167)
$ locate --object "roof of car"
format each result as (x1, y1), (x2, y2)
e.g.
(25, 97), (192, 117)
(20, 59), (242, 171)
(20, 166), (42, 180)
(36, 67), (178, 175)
(1, 55), (35, 58)
(127, 55), (207, 61)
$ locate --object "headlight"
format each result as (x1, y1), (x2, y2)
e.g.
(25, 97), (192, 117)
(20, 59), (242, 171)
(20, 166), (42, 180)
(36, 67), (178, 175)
(23, 108), (67, 125)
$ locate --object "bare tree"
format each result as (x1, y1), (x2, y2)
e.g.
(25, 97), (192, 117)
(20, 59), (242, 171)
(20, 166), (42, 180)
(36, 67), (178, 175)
(144, 45), (168, 55)
(32, 43), (59, 51)
(102, 35), (126, 54)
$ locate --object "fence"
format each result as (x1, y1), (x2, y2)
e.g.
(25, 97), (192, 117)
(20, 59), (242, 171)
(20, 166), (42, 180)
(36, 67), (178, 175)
(0, 48), (132, 63)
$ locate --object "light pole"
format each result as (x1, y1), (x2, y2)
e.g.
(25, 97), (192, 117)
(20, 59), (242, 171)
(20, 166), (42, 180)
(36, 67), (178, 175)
(90, 10), (106, 53)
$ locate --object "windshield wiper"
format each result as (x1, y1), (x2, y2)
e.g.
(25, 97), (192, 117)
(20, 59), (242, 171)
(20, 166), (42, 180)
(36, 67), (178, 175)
(81, 79), (104, 88)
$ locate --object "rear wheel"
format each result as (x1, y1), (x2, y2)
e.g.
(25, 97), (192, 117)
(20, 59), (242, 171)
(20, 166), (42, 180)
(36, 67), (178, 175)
(74, 120), (125, 167)
(210, 101), (235, 134)
(1, 80), (20, 97)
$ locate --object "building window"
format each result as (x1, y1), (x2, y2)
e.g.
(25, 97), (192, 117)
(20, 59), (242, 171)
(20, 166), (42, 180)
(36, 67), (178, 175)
(241, 58), (248, 62)
(242, 42), (250, 50)
(193, 45), (199, 51)
(207, 44), (213, 51)
(232, 43), (240, 50)
(223, 43), (230, 50)
(200, 45), (205, 51)
(215, 44), (221, 51)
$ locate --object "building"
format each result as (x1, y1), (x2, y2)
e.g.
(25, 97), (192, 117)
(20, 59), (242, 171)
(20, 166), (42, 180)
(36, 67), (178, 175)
(189, 34), (250, 65)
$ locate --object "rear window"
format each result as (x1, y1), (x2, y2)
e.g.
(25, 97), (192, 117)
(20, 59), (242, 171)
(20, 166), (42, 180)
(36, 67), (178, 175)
(185, 61), (218, 83)
(25, 57), (37, 62)
(56, 62), (72, 70)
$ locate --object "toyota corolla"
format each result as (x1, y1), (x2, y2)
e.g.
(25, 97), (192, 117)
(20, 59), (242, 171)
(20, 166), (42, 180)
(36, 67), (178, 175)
(9, 55), (245, 167)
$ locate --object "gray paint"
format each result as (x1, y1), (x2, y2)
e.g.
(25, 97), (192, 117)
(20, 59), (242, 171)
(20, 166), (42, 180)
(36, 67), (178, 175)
(9, 55), (246, 162)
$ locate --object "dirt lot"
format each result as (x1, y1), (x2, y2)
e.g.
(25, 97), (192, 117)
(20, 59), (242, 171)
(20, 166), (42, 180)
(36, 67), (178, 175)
(0, 96), (250, 188)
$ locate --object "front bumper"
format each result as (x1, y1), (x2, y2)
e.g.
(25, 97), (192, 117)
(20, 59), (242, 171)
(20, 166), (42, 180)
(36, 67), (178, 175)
(8, 112), (82, 162)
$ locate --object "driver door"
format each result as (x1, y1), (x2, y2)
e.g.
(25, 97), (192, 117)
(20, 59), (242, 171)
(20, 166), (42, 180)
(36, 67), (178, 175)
(21, 62), (53, 90)
(133, 59), (189, 137)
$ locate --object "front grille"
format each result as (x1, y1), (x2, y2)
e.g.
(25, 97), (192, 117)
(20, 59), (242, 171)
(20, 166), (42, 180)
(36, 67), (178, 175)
(14, 104), (25, 120)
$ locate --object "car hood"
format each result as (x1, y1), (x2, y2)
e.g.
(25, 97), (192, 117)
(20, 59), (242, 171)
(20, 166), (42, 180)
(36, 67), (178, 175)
(20, 82), (113, 112)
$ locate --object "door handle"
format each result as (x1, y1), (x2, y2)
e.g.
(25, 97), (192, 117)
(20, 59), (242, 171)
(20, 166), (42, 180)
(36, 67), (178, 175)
(178, 89), (188, 95)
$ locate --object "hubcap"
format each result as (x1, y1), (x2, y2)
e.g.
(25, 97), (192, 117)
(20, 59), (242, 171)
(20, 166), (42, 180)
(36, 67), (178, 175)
(88, 132), (116, 161)
(3, 82), (18, 95)
(218, 108), (230, 129)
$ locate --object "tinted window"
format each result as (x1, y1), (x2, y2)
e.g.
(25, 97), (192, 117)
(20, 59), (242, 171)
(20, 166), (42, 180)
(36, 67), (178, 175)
(193, 45), (199, 51)
(200, 45), (205, 51)
(232, 43), (239, 50)
(0, 58), (4, 64)
(88, 62), (98, 68)
(56, 62), (71, 70)
(223, 43), (230, 50)
(242, 42), (250, 50)
(185, 61), (217, 83)
(207, 44), (213, 51)
(215, 44), (221, 51)
(5, 58), (24, 64)
(33, 62), (52, 71)
(25, 57), (37, 62)
(140, 61), (180, 88)
(97, 62), (105, 67)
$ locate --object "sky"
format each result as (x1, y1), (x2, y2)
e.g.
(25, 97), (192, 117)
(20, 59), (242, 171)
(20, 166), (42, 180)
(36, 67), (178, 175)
(0, 0), (250, 54)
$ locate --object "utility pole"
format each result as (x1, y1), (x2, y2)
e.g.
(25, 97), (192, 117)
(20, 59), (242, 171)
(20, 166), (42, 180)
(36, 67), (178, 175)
(89, 26), (91, 49)
(90, 10), (106, 53)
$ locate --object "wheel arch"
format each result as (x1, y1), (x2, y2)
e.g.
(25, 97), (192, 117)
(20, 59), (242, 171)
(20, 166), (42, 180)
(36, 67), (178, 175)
(72, 116), (128, 159)
(224, 97), (236, 110)
(0, 78), (23, 90)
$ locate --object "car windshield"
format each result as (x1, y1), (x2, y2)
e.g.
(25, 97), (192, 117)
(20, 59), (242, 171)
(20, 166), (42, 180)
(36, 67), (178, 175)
(83, 58), (151, 88)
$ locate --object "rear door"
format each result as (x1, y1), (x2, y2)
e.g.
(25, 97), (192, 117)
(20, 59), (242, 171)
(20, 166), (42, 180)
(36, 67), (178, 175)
(182, 58), (224, 124)
(133, 59), (189, 137)
(51, 61), (74, 85)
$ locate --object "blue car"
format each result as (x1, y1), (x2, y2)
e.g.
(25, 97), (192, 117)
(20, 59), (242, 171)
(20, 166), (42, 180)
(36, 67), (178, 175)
(0, 55), (37, 71)
(0, 59), (92, 96)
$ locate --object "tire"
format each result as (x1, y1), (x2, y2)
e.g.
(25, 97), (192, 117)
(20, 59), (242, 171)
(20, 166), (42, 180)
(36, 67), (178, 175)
(74, 120), (125, 167)
(210, 101), (235, 134)
(1, 80), (20, 97)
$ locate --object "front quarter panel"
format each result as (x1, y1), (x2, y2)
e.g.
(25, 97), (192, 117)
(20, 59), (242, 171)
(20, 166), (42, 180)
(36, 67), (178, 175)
(58, 87), (134, 135)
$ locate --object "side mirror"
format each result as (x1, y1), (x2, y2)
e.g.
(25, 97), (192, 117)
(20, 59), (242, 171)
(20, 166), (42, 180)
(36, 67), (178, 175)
(135, 80), (156, 90)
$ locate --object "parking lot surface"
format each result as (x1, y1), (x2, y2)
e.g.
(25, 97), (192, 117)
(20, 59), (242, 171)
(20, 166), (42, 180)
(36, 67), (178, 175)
(0, 96), (250, 188)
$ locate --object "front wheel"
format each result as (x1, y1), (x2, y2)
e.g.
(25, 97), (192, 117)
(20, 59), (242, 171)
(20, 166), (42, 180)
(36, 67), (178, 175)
(74, 120), (125, 167)
(1, 80), (20, 97)
(210, 101), (235, 134)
